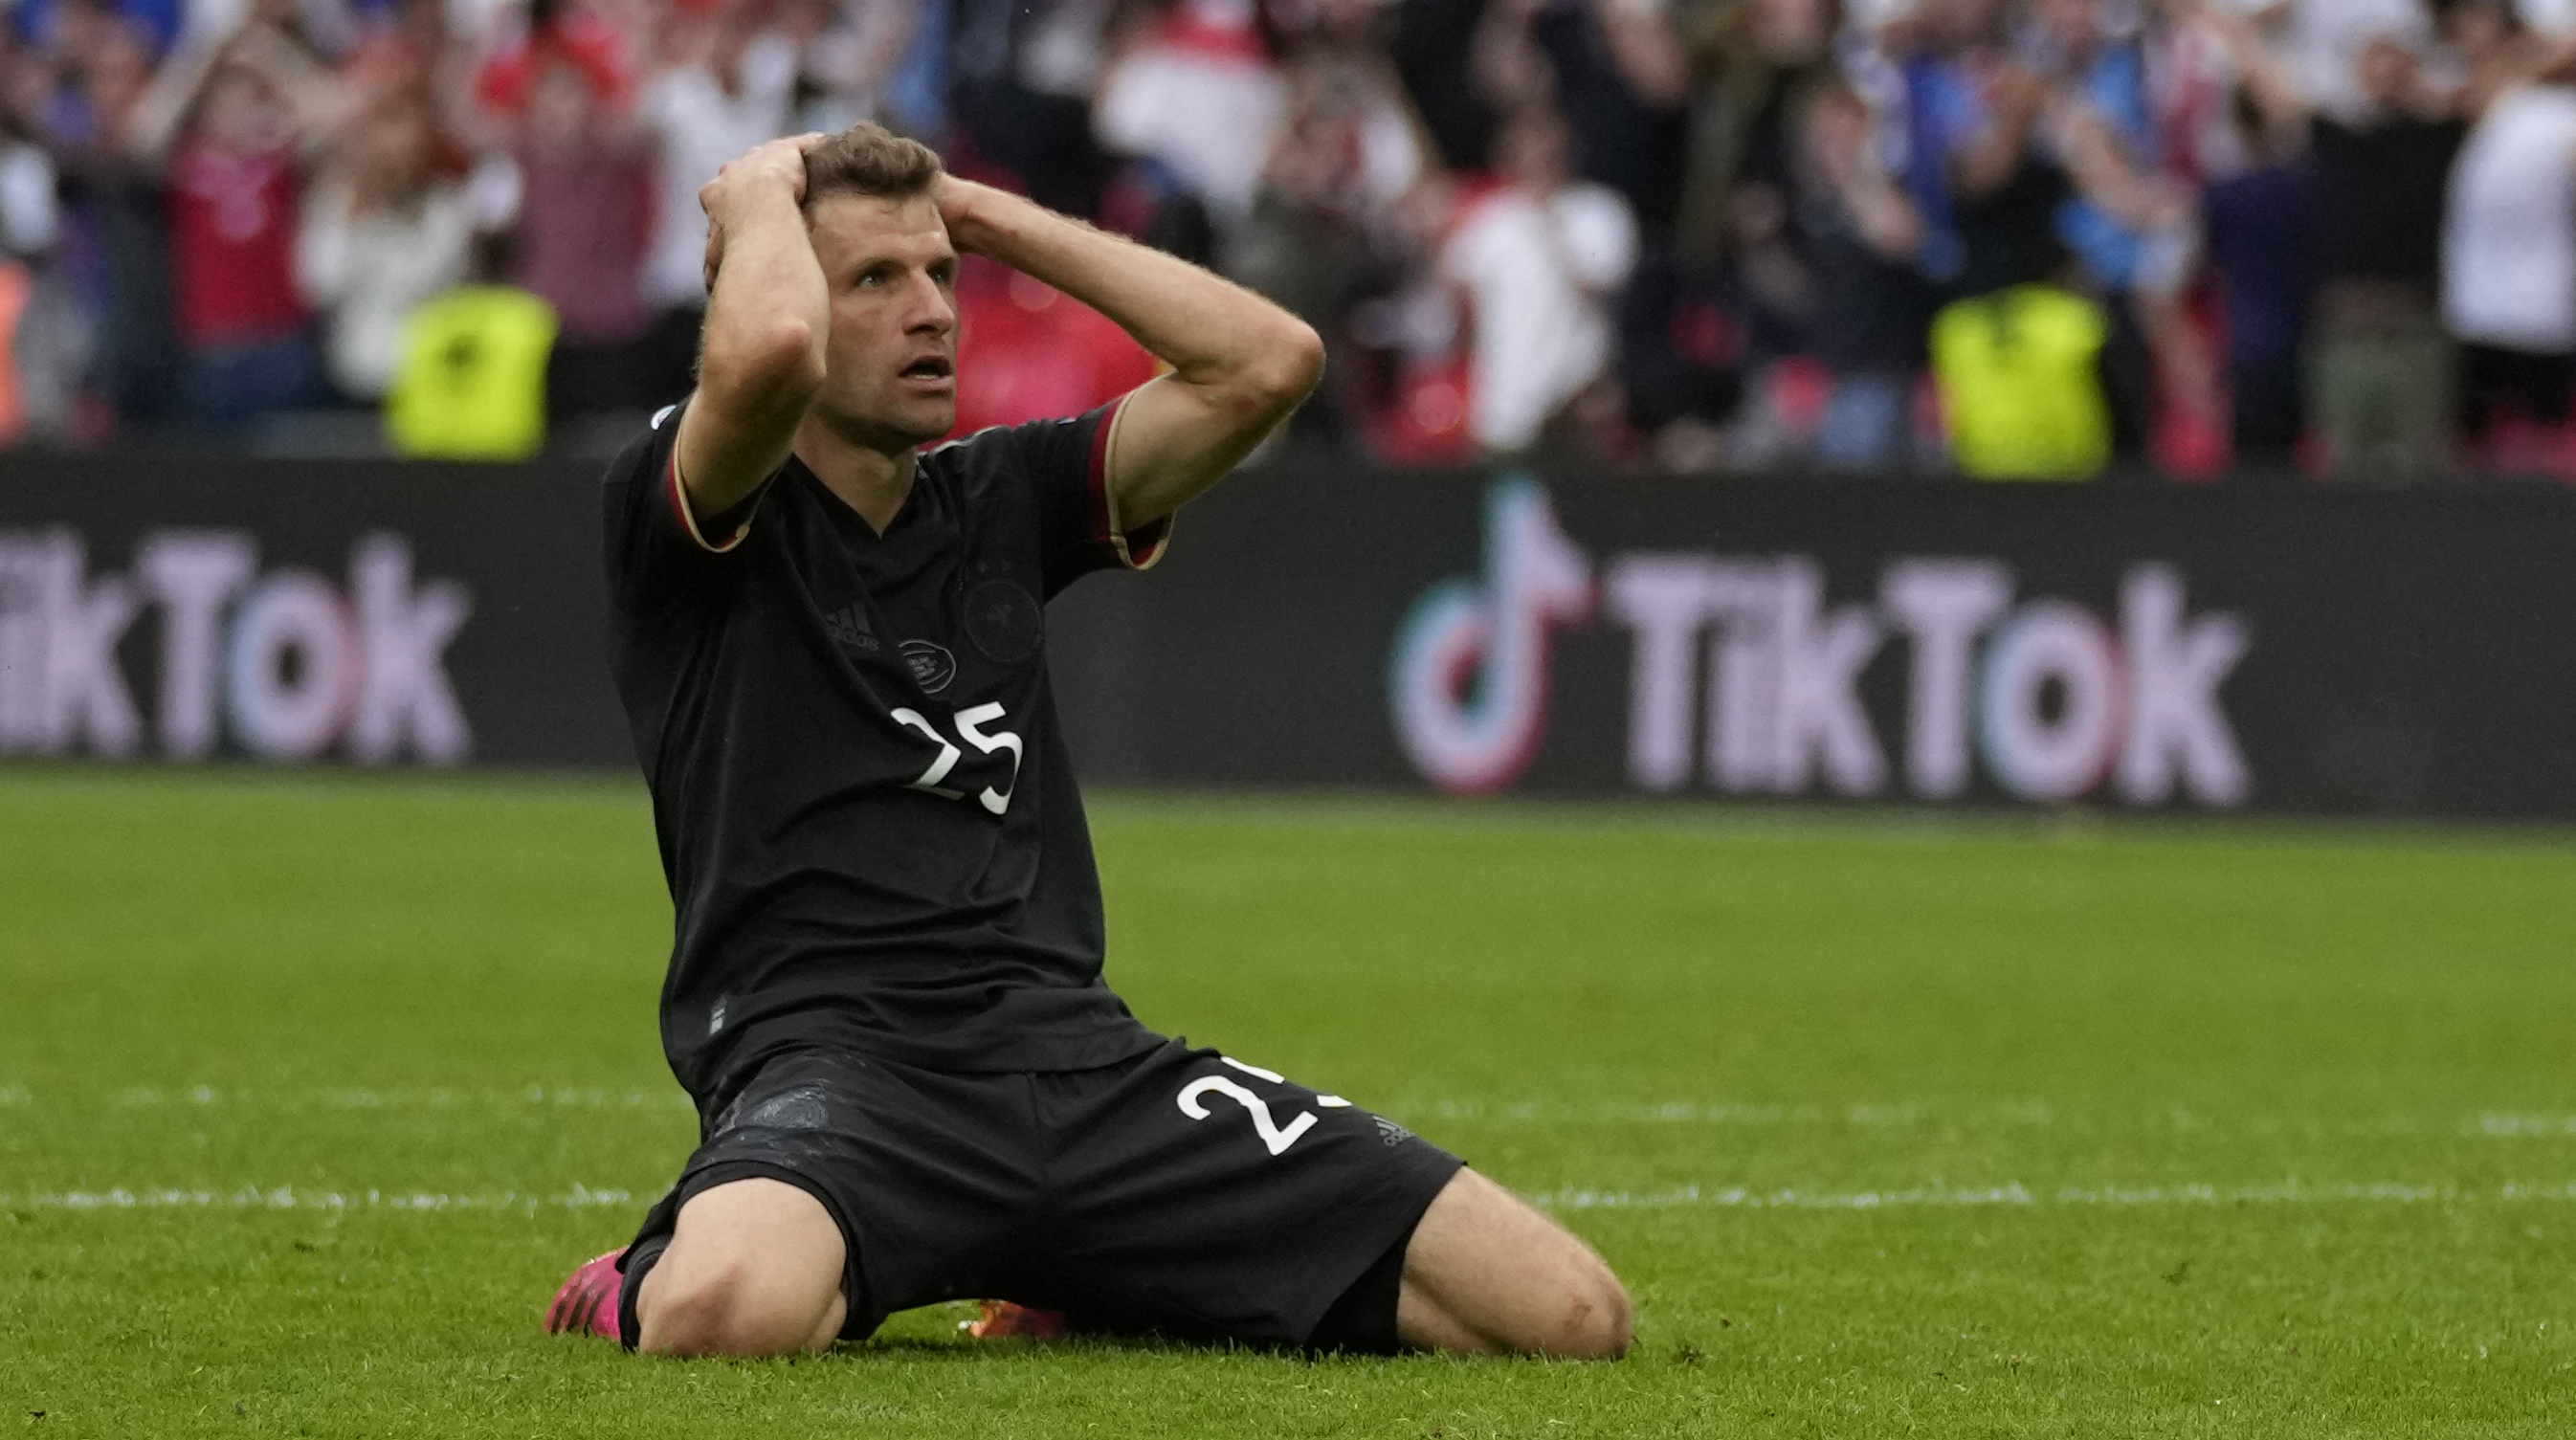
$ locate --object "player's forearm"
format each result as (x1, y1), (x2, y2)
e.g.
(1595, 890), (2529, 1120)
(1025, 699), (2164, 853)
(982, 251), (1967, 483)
(944, 182), (1320, 407)
(685, 180), (829, 512)
(702, 188), (829, 407)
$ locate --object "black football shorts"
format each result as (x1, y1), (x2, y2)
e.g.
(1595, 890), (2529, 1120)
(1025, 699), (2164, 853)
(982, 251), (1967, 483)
(613, 1036), (1464, 1351)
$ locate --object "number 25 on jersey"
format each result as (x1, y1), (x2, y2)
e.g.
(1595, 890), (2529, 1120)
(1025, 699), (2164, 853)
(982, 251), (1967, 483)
(891, 703), (1023, 814)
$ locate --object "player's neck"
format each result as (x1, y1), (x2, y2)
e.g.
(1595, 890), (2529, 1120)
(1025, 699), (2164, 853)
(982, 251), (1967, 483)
(793, 423), (918, 538)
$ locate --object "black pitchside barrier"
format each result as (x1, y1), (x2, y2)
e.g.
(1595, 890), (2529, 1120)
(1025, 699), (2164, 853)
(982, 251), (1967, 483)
(6, 452), (2574, 819)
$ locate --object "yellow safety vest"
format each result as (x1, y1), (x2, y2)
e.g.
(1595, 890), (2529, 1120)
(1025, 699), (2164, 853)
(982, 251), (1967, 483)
(1930, 283), (2113, 481)
(386, 286), (557, 460)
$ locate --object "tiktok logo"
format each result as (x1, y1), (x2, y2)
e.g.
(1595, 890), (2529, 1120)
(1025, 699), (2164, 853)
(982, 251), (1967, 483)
(1388, 479), (2254, 808)
(1388, 477), (1593, 794)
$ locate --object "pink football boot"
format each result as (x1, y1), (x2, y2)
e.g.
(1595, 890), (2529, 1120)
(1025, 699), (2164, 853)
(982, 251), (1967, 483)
(544, 1249), (627, 1341)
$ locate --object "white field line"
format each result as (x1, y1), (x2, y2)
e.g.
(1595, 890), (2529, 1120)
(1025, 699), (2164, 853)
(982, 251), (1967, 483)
(0, 1185), (638, 1213)
(1537, 1181), (2576, 1211)
(1397, 1101), (1968, 1126)
(2480, 1115), (2576, 1136)
(1400, 1102), (2576, 1139)
(0, 1085), (696, 1111)
(6, 1089), (2575, 1141)
(11, 1181), (2576, 1217)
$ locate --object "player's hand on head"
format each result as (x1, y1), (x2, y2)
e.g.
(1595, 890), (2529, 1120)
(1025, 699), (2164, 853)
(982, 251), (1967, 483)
(698, 132), (830, 225)
(698, 134), (829, 290)
(931, 173), (1001, 256)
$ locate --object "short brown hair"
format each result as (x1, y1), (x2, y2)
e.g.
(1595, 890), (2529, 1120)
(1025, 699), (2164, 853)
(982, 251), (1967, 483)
(802, 122), (944, 208)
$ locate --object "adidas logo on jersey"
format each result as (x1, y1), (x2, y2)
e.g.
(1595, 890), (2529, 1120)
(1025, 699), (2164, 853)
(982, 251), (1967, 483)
(823, 604), (879, 654)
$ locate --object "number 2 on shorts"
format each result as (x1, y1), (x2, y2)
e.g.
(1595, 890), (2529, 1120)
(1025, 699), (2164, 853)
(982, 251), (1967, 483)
(1177, 1074), (1317, 1157)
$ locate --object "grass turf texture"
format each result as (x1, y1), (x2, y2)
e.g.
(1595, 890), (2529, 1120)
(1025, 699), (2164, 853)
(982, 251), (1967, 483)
(2, 770), (2572, 1437)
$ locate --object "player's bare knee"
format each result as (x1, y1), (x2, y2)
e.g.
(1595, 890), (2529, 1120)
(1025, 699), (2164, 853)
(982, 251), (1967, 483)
(636, 1265), (825, 1359)
(1550, 1267), (1632, 1361)
(1516, 1251), (1629, 1360)
(631, 1270), (739, 1357)
(1526, 1216), (1631, 1359)
(1524, 1262), (1628, 1360)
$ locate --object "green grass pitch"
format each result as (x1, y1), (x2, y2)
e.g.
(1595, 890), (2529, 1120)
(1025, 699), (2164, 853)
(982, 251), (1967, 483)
(4, 768), (2573, 1436)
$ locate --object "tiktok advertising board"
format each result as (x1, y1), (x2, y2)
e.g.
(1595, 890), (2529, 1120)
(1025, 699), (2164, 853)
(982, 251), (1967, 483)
(0, 454), (629, 769)
(6, 451), (2575, 819)
(1387, 477), (2249, 807)
(1043, 469), (2576, 819)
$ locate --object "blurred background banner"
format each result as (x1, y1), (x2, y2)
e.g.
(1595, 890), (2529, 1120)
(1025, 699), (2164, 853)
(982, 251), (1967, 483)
(0, 454), (626, 767)
(8, 458), (2576, 818)
(1048, 467), (2576, 817)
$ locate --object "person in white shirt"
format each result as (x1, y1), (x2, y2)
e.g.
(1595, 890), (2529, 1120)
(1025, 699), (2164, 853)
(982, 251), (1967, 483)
(2273, 0), (2445, 123)
(1091, 0), (1288, 227)
(296, 87), (477, 403)
(1439, 104), (1637, 454)
(2442, 0), (2576, 457)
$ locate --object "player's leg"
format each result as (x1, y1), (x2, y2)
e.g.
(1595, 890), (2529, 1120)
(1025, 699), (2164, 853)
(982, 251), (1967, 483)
(1032, 1041), (1631, 1361)
(631, 1178), (846, 1357)
(546, 1047), (1027, 1358)
(1393, 1167), (1632, 1359)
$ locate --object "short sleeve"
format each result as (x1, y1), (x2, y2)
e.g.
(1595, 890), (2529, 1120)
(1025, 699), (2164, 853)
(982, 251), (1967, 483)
(959, 395), (1171, 600)
(600, 400), (768, 612)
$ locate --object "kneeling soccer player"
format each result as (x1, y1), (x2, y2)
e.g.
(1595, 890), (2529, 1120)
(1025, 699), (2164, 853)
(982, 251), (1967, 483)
(542, 122), (1630, 1361)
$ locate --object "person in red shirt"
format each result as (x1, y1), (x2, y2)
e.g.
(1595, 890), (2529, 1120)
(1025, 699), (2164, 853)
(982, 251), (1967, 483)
(125, 22), (335, 430)
(482, 33), (656, 418)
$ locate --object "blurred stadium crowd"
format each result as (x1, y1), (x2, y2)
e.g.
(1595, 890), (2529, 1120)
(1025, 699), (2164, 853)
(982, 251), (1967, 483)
(0, 0), (2572, 478)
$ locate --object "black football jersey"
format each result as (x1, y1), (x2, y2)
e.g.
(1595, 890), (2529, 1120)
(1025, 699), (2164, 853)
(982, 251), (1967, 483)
(601, 398), (1170, 1095)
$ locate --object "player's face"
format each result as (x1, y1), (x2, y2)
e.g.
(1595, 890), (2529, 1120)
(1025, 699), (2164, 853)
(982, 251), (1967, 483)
(806, 192), (960, 451)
